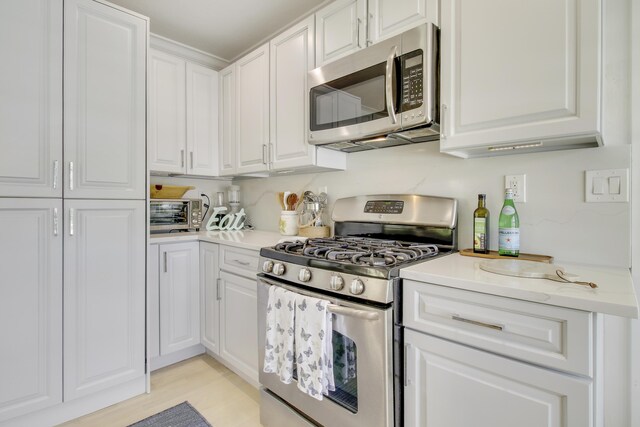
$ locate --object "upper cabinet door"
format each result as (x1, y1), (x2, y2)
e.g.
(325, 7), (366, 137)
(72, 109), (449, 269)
(0, 0), (62, 198)
(0, 199), (62, 422)
(149, 50), (187, 174)
(315, 0), (366, 66)
(64, 0), (147, 199)
(269, 16), (316, 171)
(368, 0), (436, 44)
(440, 0), (600, 156)
(218, 64), (237, 176)
(186, 63), (219, 177)
(63, 199), (145, 401)
(235, 44), (270, 174)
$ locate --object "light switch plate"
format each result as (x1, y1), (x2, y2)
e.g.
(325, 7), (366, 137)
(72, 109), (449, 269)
(585, 169), (629, 202)
(505, 174), (526, 202)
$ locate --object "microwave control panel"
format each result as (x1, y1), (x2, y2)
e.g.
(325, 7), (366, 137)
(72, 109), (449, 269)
(400, 49), (424, 112)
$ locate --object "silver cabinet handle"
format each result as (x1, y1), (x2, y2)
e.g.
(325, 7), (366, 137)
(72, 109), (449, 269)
(181, 149), (185, 168)
(163, 252), (168, 273)
(385, 46), (398, 125)
(441, 104), (448, 139)
(68, 161), (74, 190)
(356, 18), (362, 48)
(69, 208), (74, 236)
(190, 151), (194, 169)
(367, 12), (373, 46)
(262, 144), (267, 164)
(233, 259), (251, 266)
(53, 208), (59, 236)
(268, 143), (273, 166)
(216, 278), (222, 301)
(404, 343), (411, 387)
(53, 160), (59, 189)
(451, 314), (503, 331)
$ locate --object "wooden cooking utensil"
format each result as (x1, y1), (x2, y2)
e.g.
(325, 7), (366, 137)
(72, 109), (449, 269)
(286, 193), (298, 211)
(277, 192), (285, 210)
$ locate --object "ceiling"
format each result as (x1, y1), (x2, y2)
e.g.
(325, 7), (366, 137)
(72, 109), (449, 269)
(108, 0), (327, 62)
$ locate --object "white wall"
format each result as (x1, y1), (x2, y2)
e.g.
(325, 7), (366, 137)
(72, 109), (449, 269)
(237, 143), (631, 267)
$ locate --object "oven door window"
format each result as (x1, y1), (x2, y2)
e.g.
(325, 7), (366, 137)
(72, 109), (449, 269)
(150, 203), (188, 227)
(328, 331), (358, 413)
(310, 61), (394, 131)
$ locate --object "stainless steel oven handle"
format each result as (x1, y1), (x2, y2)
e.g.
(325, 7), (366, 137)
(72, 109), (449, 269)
(258, 276), (380, 321)
(385, 46), (398, 125)
(327, 304), (379, 320)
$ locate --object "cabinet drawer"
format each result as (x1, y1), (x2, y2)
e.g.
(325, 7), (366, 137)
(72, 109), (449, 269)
(403, 281), (593, 377)
(219, 245), (259, 279)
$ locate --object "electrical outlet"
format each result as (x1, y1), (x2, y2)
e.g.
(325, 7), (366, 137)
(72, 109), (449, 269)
(505, 174), (526, 203)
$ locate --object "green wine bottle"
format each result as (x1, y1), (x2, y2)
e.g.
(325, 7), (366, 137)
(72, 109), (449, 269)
(498, 188), (519, 257)
(473, 194), (489, 253)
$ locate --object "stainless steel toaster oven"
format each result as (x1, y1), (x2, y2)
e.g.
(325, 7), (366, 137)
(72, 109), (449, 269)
(150, 198), (202, 232)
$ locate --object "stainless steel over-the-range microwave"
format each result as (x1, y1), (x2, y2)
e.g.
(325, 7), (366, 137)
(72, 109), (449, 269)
(308, 23), (439, 152)
(150, 198), (203, 232)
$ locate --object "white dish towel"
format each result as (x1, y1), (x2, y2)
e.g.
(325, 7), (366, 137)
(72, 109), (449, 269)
(295, 294), (335, 400)
(263, 286), (296, 384)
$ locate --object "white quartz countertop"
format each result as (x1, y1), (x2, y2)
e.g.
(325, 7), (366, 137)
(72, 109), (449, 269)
(149, 229), (286, 251)
(400, 253), (639, 318)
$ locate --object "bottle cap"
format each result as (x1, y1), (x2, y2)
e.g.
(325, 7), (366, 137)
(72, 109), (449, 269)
(505, 188), (514, 196)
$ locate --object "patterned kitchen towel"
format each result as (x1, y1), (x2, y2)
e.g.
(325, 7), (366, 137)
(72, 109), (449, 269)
(295, 294), (335, 400)
(263, 286), (296, 384)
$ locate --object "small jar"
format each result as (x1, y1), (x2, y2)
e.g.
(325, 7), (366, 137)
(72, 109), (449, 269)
(279, 211), (299, 236)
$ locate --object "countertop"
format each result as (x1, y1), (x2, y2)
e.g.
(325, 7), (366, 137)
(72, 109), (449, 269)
(149, 229), (287, 251)
(400, 253), (639, 318)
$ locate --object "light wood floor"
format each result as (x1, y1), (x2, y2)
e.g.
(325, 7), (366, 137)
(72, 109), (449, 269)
(59, 355), (262, 427)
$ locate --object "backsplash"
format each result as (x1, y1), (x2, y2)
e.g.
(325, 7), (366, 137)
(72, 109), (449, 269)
(235, 143), (631, 268)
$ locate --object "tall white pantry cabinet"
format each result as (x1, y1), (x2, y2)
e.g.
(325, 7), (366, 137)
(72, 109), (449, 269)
(0, 0), (148, 425)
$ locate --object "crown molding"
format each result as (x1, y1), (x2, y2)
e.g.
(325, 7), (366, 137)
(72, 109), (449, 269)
(150, 33), (230, 70)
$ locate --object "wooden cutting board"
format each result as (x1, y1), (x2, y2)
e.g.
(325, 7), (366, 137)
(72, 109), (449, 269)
(460, 248), (553, 263)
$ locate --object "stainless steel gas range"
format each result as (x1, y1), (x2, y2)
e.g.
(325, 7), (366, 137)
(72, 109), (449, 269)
(257, 194), (458, 427)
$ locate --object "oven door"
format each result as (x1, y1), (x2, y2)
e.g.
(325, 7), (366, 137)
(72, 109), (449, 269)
(257, 274), (394, 427)
(149, 200), (191, 232)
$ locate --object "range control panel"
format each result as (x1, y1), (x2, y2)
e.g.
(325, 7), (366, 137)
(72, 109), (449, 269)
(400, 49), (424, 112)
(364, 200), (404, 214)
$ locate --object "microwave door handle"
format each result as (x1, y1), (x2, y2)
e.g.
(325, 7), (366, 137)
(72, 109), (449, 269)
(385, 46), (398, 125)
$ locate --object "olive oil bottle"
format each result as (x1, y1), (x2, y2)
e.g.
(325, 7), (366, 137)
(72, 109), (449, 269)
(473, 194), (489, 253)
(498, 188), (520, 256)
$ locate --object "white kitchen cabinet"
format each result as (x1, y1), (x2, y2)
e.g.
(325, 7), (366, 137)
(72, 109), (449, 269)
(186, 63), (219, 176)
(404, 329), (592, 427)
(0, 0), (63, 198)
(235, 43), (270, 174)
(218, 64), (237, 176)
(269, 16), (317, 170)
(148, 50), (187, 174)
(439, 0), (601, 157)
(149, 48), (220, 177)
(0, 199), (62, 422)
(63, 199), (146, 401)
(219, 270), (259, 385)
(315, 0), (366, 66)
(200, 242), (220, 354)
(159, 242), (201, 356)
(64, 0), (146, 199)
(314, 0), (435, 67)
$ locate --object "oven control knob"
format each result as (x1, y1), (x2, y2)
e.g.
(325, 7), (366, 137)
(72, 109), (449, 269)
(350, 278), (365, 295)
(262, 260), (274, 273)
(273, 263), (286, 276)
(329, 274), (344, 291)
(298, 268), (312, 282)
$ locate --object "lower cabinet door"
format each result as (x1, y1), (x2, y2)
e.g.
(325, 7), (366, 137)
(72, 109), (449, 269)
(159, 242), (200, 355)
(200, 242), (220, 354)
(63, 200), (145, 401)
(0, 199), (62, 422)
(404, 329), (592, 427)
(219, 270), (258, 383)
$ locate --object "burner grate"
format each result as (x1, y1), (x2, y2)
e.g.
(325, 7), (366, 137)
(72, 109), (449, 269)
(275, 237), (440, 268)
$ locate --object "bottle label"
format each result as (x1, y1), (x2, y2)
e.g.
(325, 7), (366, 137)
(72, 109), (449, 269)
(473, 218), (487, 250)
(499, 228), (520, 252)
(502, 206), (516, 215)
